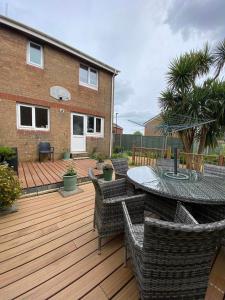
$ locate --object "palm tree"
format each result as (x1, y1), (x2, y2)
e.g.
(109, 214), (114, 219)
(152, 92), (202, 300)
(159, 40), (225, 154)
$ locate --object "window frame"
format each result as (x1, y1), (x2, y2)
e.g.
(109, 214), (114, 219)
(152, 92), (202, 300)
(27, 41), (44, 68)
(86, 116), (104, 137)
(16, 103), (50, 131)
(79, 64), (98, 90)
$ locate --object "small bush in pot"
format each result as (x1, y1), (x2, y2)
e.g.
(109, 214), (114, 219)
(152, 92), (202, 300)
(96, 153), (105, 170)
(0, 165), (22, 212)
(103, 163), (113, 181)
(63, 166), (77, 191)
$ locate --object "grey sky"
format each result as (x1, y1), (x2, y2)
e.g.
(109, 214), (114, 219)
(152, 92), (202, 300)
(1, 0), (224, 133)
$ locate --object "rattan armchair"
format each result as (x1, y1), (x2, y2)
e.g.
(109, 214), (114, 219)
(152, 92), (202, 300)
(111, 158), (128, 179)
(191, 203), (225, 246)
(122, 200), (225, 300)
(156, 158), (176, 168)
(88, 168), (146, 254)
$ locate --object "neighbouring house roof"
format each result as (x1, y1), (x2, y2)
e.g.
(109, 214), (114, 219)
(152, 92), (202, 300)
(113, 123), (123, 130)
(0, 15), (120, 75)
(144, 113), (162, 126)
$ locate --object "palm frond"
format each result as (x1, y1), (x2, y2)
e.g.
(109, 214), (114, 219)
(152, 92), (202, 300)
(213, 39), (225, 78)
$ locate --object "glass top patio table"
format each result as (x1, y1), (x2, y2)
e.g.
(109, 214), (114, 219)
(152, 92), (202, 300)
(127, 166), (225, 205)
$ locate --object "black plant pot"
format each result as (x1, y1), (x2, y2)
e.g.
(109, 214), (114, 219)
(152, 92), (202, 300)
(6, 148), (18, 174)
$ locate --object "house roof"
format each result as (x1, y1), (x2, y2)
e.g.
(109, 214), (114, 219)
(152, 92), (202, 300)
(113, 123), (123, 130)
(0, 15), (120, 75)
(144, 113), (162, 126)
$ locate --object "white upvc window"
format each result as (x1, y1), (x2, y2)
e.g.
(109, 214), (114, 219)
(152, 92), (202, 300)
(79, 64), (98, 90)
(17, 103), (50, 131)
(87, 116), (104, 137)
(27, 41), (44, 68)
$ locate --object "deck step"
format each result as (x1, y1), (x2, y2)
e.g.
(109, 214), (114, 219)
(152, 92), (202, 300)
(71, 152), (89, 159)
(73, 157), (90, 160)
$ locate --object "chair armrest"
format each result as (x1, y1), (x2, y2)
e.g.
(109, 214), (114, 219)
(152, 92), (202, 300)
(122, 201), (143, 251)
(100, 178), (127, 198)
(115, 172), (127, 180)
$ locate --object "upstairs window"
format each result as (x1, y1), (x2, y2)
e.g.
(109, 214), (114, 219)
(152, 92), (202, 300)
(79, 64), (98, 89)
(27, 41), (43, 68)
(17, 104), (49, 130)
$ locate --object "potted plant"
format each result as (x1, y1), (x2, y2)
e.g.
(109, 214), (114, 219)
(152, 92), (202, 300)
(0, 165), (22, 213)
(0, 146), (16, 165)
(103, 163), (113, 181)
(63, 166), (77, 191)
(96, 153), (105, 170)
(63, 149), (70, 160)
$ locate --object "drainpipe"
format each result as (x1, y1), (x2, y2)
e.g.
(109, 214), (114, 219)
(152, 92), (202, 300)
(109, 72), (117, 157)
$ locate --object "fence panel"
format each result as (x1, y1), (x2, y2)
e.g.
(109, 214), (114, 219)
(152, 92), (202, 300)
(113, 134), (183, 151)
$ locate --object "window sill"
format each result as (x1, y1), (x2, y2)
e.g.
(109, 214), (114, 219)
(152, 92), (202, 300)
(86, 134), (104, 138)
(26, 62), (44, 70)
(17, 128), (50, 134)
(79, 82), (98, 91)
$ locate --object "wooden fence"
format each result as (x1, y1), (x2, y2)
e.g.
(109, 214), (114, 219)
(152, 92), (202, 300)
(132, 146), (225, 171)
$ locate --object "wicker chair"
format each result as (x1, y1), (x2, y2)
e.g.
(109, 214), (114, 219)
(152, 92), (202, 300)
(190, 203), (225, 246)
(122, 200), (225, 300)
(204, 163), (225, 178)
(156, 158), (176, 168)
(111, 158), (128, 179)
(88, 168), (146, 254)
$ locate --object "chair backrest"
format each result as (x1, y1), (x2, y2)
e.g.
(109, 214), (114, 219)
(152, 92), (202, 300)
(156, 158), (177, 168)
(39, 142), (51, 151)
(111, 158), (128, 175)
(174, 201), (199, 224)
(143, 216), (225, 295)
(88, 168), (104, 201)
(204, 163), (225, 178)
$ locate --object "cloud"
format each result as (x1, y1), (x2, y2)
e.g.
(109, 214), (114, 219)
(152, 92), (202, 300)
(165, 0), (225, 41)
(114, 79), (135, 105)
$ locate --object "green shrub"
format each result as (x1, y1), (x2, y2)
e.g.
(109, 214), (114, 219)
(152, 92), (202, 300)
(0, 147), (16, 162)
(0, 165), (22, 208)
(111, 152), (129, 159)
(113, 146), (124, 154)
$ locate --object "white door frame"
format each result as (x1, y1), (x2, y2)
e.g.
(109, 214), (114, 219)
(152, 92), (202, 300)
(71, 113), (86, 153)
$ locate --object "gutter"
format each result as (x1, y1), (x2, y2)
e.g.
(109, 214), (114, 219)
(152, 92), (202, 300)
(109, 72), (117, 157)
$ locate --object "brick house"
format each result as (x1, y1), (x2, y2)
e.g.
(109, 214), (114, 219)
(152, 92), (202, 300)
(0, 16), (119, 161)
(144, 114), (162, 136)
(112, 123), (123, 135)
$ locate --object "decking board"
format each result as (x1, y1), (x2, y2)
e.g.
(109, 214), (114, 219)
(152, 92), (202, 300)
(0, 183), (224, 300)
(18, 159), (101, 191)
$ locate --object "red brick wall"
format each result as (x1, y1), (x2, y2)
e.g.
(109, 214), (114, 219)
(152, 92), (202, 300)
(144, 117), (162, 136)
(0, 25), (113, 161)
(112, 126), (123, 135)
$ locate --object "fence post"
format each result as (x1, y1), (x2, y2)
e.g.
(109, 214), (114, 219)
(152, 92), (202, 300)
(132, 145), (135, 165)
(218, 155), (224, 166)
(166, 146), (171, 159)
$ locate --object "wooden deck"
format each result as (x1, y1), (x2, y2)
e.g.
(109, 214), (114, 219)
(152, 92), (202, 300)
(0, 184), (224, 299)
(18, 159), (101, 193)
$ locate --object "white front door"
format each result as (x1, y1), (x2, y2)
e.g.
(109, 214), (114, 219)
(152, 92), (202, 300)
(71, 113), (86, 152)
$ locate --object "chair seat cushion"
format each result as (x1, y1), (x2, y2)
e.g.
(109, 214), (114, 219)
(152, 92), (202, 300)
(39, 150), (52, 153)
(132, 223), (144, 246)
